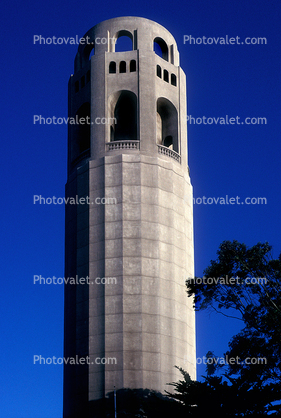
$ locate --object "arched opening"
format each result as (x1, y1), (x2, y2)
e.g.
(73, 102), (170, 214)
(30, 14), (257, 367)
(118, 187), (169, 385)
(154, 42), (163, 58)
(89, 48), (95, 59)
(115, 31), (133, 52)
(163, 70), (169, 82)
(75, 81), (79, 93)
(164, 135), (173, 148)
(156, 65), (161, 78)
(119, 61), (126, 73)
(83, 43), (95, 61)
(72, 102), (91, 161)
(153, 37), (168, 61)
(111, 91), (137, 141)
(109, 61), (116, 73)
(81, 75), (85, 88)
(77, 102), (90, 153)
(110, 125), (115, 142)
(156, 98), (178, 152)
(171, 73), (177, 86)
(130, 60), (136, 72)
(86, 70), (90, 83)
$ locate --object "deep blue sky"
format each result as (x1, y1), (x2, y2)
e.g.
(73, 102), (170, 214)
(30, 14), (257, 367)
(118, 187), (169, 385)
(1, 0), (280, 417)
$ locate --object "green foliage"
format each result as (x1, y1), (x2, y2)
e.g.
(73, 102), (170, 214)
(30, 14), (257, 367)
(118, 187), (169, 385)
(186, 240), (281, 385)
(89, 388), (185, 417)
(167, 367), (281, 417)
(182, 240), (281, 415)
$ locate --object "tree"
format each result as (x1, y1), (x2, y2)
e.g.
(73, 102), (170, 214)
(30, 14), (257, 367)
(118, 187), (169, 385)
(167, 366), (281, 417)
(172, 240), (281, 415)
(89, 388), (185, 417)
(187, 240), (281, 384)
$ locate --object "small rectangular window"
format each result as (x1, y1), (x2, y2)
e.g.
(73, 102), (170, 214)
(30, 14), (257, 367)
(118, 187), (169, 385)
(109, 61), (116, 73)
(171, 74), (177, 86)
(130, 60), (136, 72)
(120, 61), (126, 73)
(156, 65), (161, 78)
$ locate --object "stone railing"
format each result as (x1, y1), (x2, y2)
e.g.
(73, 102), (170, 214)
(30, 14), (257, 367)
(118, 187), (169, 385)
(157, 145), (181, 163)
(106, 142), (181, 164)
(106, 141), (140, 151)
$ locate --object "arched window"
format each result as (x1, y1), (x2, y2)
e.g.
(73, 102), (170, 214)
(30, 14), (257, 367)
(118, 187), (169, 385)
(171, 73), (177, 86)
(112, 91), (137, 141)
(110, 125), (115, 142)
(115, 32), (133, 52)
(164, 136), (173, 147)
(83, 43), (95, 61)
(163, 70), (169, 82)
(156, 65), (161, 78)
(156, 98), (178, 152)
(153, 37), (168, 61)
(71, 102), (91, 162)
(120, 61), (126, 73)
(109, 61), (116, 73)
(77, 103), (90, 153)
(75, 81), (79, 93)
(89, 48), (95, 60)
(130, 60), (136, 72)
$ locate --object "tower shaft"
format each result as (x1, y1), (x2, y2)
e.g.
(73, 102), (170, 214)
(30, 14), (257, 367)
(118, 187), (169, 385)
(64, 16), (195, 418)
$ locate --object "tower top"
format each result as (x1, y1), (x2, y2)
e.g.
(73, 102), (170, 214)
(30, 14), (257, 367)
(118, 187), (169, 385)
(74, 16), (179, 72)
(68, 15), (188, 174)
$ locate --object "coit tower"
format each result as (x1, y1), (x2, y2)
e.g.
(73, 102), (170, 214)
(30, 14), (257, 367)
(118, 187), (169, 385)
(63, 16), (196, 418)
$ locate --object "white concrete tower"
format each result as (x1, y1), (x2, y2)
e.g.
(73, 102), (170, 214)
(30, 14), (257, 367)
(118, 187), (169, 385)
(64, 16), (195, 418)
